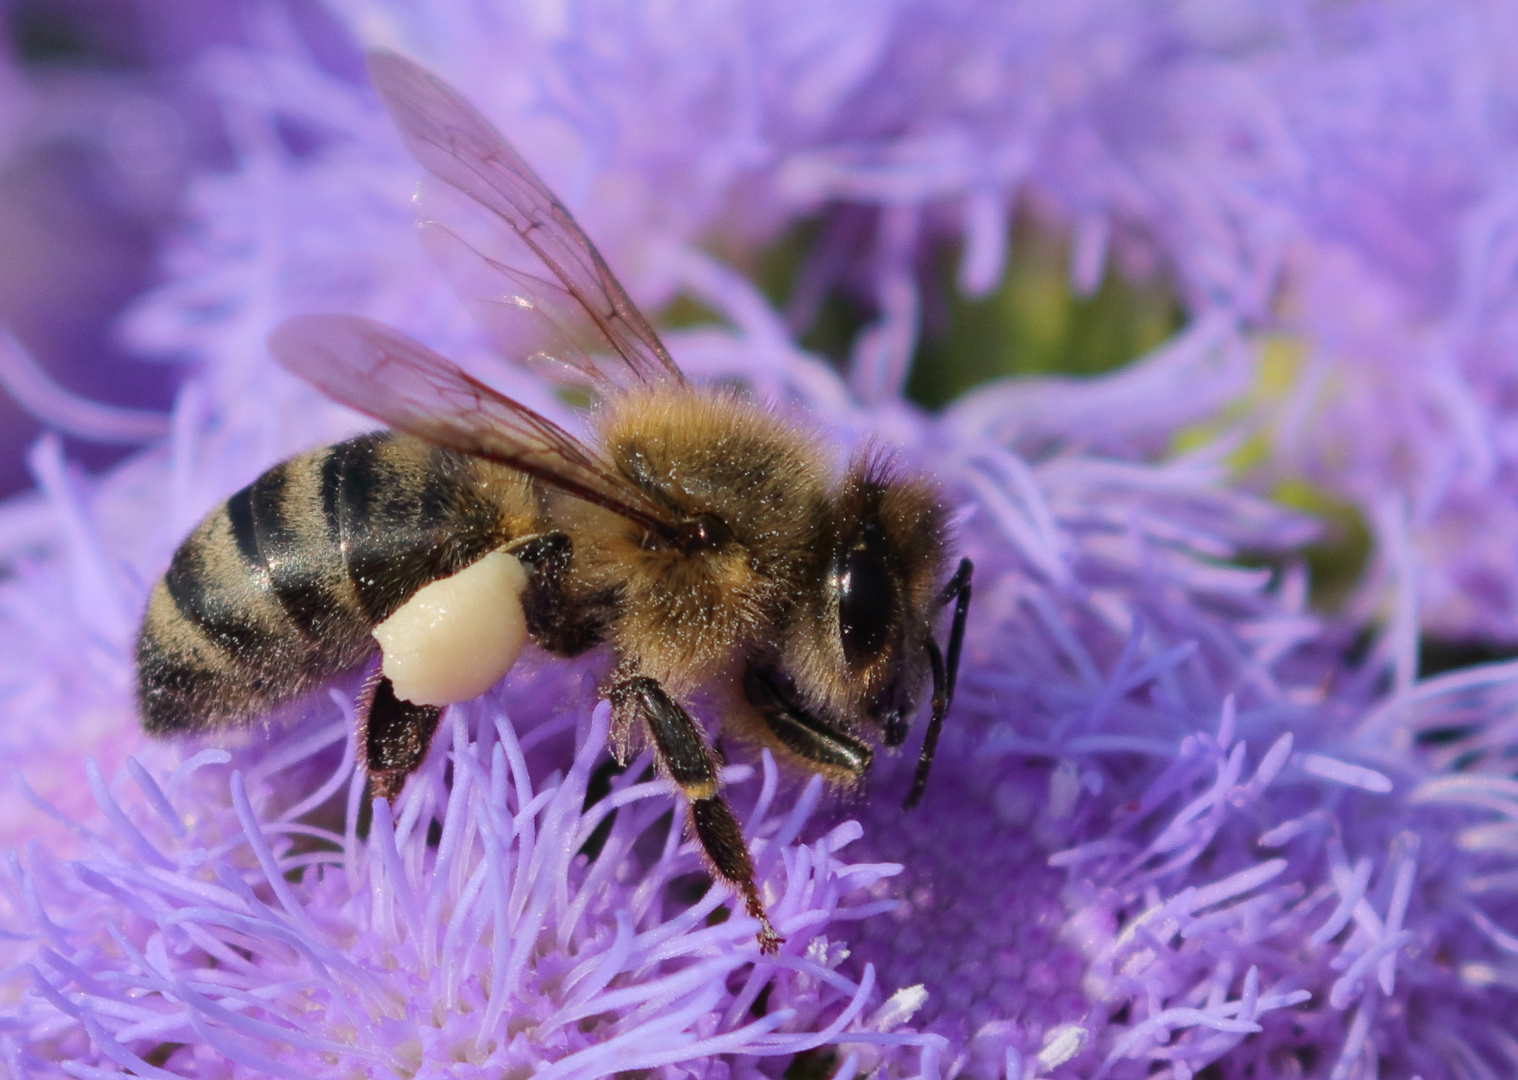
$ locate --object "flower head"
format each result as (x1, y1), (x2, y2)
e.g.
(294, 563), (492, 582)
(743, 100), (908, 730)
(6, 3), (1518, 1078)
(3, 678), (940, 1077)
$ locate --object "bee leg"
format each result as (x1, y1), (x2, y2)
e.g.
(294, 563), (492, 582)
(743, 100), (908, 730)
(510, 532), (607, 657)
(356, 668), (442, 802)
(743, 665), (872, 781)
(611, 676), (783, 954)
(903, 557), (974, 810)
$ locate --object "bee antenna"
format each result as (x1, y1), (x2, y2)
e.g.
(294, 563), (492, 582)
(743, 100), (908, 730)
(940, 558), (972, 703)
(904, 638), (946, 810)
(903, 558), (972, 811)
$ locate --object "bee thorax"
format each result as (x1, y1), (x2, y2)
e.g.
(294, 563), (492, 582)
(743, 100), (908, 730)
(372, 550), (529, 706)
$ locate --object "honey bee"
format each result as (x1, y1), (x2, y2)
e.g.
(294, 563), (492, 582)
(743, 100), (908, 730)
(136, 50), (972, 953)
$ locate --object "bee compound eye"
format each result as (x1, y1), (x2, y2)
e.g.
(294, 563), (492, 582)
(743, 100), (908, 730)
(675, 513), (733, 555)
(836, 547), (893, 666)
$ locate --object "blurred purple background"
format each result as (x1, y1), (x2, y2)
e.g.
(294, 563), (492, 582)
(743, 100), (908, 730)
(0, 0), (361, 496)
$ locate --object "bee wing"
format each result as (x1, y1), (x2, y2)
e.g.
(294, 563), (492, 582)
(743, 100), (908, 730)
(269, 313), (680, 540)
(367, 48), (684, 392)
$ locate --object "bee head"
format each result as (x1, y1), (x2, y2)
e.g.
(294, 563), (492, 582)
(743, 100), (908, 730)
(833, 454), (953, 741)
(770, 452), (953, 745)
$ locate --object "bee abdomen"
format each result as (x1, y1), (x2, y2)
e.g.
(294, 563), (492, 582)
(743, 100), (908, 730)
(320, 433), (515, 624)
(138, 448), (367, 731)
(137, 432), (529, 733)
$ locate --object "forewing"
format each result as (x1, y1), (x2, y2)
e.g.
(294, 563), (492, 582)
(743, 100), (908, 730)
(415, 188), (628, 391)
(367, 48), (684, 391)
(268, 313), (678, 538)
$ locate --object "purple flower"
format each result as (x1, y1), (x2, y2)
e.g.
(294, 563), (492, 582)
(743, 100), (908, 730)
(6, 3), (1518, 1078)
(3, 678), (941, 1077)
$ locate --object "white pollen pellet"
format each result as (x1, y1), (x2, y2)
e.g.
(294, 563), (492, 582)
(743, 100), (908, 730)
(372, 550), (529, 707)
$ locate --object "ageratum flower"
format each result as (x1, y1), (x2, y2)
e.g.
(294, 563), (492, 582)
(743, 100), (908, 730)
(6, 3), (1518, 1078)
(2, 681), (939, 1076)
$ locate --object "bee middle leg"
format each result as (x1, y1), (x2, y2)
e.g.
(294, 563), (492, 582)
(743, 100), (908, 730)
(611, 676), (783, 954)
(358, 670), (442, 802)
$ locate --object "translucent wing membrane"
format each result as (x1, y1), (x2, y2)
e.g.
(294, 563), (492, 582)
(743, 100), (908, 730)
(269, 314), (679, 539)
(367, 48), (684, 391)
(415, 186), (631, 391)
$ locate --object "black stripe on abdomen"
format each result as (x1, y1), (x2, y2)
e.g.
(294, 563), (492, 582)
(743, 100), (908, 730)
(246, 460), (351, 643)
(163, 515), (281, 662)
(325, 434), (506, 624)
(136, 619), (258, 733)
(226, 480), (261, 568)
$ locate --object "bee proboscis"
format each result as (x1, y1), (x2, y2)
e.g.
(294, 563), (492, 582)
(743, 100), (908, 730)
(136, 50), (973, 953)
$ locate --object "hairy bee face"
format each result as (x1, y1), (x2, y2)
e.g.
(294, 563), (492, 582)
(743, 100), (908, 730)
(758, 456), (951, 755)
(831, 460), (952, 742)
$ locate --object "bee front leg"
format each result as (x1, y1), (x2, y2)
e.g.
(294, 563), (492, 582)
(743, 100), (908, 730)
(743, 664), (873, 783)
(904, 557), (974, 810)
(357, 669), (442, 802)
(610, 676), (783, 954)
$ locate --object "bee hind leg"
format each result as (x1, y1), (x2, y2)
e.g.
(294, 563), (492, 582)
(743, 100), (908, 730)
(611, 676), (783, 954)
(357, 669), (442, 802)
